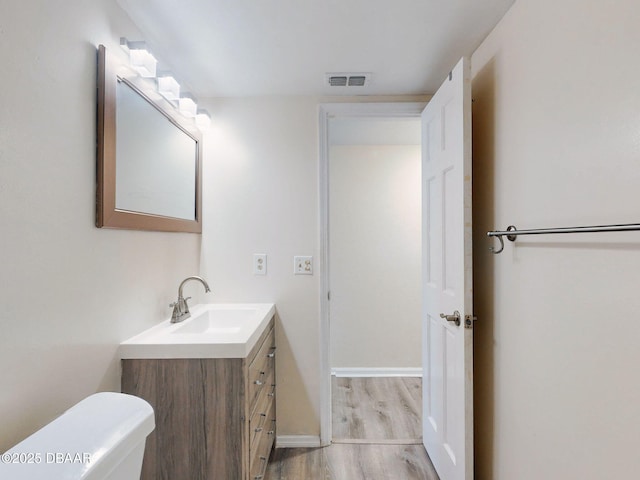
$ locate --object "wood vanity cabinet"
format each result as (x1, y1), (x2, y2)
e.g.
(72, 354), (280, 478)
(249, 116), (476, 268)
(121, 317), (276, 480)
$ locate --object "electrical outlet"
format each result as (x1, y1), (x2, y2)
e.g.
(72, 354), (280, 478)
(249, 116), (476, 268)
(294, 256), (313, 275)
(253, 254), (267, 275)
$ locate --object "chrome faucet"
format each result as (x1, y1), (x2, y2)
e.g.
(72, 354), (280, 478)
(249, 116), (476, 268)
(170, 276), (211, 323)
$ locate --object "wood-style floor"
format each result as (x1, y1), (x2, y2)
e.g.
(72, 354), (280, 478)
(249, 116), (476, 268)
(266, 377), (439, 480)
(332, 376), (422, 442)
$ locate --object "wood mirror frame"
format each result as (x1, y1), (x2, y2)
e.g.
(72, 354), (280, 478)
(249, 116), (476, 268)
(96, 45), (203, 233)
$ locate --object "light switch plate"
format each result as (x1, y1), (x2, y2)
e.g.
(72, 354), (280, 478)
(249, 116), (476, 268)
(253, 254), (267, 275)
(294, 256), (313, 275)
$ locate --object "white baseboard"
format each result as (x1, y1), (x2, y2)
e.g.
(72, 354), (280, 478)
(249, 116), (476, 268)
(276, 435), (322, 448)
(331, 367), (422, 378)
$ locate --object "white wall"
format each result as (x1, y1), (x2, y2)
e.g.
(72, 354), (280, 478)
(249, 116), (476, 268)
(329, 144), (422, 369)
(199, 95), (428, 437)
(472, 0), (640, 477)
(0, 0), (202, 452)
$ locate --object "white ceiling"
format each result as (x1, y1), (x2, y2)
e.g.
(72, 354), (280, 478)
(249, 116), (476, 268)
(116, 0), (515, 98)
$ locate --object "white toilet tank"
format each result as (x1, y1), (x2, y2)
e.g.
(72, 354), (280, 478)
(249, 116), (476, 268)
(0, 392), (154, 480)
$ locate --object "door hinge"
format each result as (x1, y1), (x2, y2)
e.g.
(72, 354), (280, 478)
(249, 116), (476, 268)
(464, 315), (477, 329)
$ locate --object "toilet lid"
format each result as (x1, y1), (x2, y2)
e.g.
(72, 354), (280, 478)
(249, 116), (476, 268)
(0, 392), (154, 480)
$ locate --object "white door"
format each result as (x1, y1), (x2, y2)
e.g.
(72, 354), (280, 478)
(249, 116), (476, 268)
(421, 57), (473, 480)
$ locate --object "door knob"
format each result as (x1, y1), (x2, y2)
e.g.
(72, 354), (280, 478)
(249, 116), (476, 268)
(440, 311), (461, 326)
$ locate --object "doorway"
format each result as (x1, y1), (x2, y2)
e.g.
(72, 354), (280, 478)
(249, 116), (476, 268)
(318, 102), (427, 444)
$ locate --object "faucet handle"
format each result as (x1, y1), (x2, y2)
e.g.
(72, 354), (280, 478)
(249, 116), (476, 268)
(169, 301), (178, 308)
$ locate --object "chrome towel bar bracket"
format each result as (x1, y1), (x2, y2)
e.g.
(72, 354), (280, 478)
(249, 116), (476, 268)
(487, 223), (640, 254)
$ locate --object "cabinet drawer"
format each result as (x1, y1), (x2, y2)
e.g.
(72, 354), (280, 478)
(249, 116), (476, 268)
(249, 377), (275, 447)
(248, 328), (275, 410)
(249, 401), (276, 480)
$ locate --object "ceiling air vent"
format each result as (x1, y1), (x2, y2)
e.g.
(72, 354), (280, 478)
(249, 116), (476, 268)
(326, 73), (372, 88)
(329, 76), (347, 87)
(348, 76), (366, 86)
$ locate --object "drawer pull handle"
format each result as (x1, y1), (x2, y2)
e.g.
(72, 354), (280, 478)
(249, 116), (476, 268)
(267, 430), (274, 435)
(255, 427), (263, 433)
(260, 455), (268, 461)
(268, 392), (275, 397)
(267, 352), (275, 358)
(254, 380), (263, 385)
(260, 413), (267, 417)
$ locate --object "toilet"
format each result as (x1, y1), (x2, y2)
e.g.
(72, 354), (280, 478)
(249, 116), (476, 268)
(0, 392), (154, 479)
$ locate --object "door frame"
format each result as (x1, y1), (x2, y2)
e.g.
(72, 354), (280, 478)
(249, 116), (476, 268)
(318, 101), (428, 445)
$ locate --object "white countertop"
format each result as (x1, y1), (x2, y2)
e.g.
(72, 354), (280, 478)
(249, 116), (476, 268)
(119, 303), (276, 359)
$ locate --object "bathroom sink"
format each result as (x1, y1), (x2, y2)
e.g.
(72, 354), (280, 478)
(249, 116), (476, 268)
(119, 303), (275, 359)
(170, 307), (257, 335)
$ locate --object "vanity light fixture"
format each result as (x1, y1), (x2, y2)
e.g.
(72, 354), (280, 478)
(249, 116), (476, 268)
(120, 37), (157, 78)
(178, 93), (198, 118)
(157, 74), (180, 101)
(195, 110), (211, 129)
(117, 38), (209, 131)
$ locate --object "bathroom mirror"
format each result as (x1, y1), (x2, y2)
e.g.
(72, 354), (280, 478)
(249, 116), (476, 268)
(96, 45), (202, 233)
